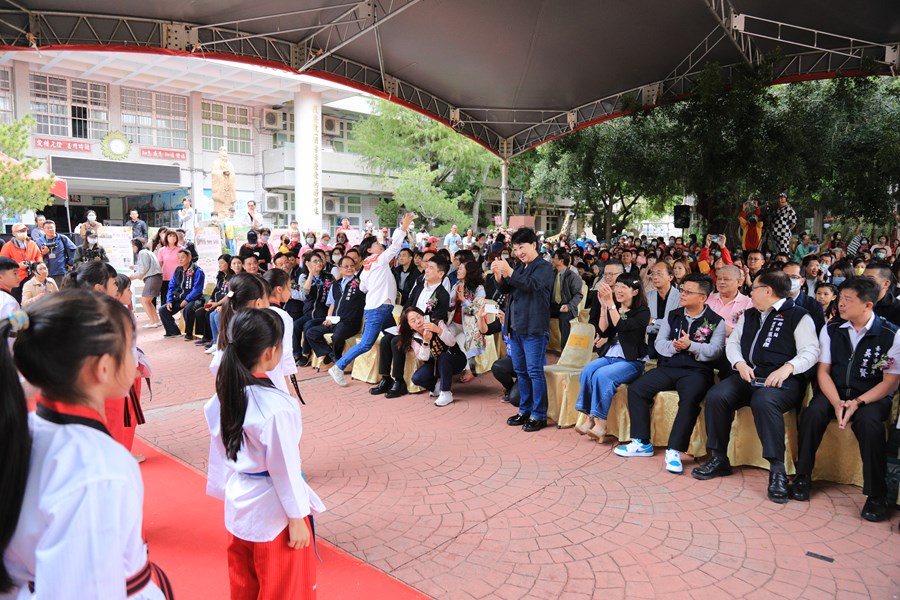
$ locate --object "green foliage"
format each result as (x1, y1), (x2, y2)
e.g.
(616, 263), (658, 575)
(0, 115), (54, 216)
(352, 99), (494, 233)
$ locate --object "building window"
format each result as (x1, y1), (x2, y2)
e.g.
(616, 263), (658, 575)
(273, 111), (295, 148)
(0, 69), (12, 125)
(202, 101), (251, 154)
(30, 74), (108, 139)
(122, 88), (188, 149)
(322, 116), (355, 153)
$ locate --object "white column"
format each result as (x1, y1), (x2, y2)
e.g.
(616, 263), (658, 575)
(188, 92), (207, 216)
(293, 86), (322, 233)
(500, 158), (509, 227)
(11, 60), (30, 121)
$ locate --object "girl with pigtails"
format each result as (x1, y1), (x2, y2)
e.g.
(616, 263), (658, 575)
(204, 308), (324, 599)
(0, 291), (173, 599)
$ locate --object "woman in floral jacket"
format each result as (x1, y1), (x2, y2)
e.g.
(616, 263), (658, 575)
(294, 249), (334, 364)
(450, 259), (486, 382)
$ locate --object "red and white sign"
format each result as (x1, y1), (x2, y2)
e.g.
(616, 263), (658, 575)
(34, 137), (92, 152)
(140, 148), (187, 161)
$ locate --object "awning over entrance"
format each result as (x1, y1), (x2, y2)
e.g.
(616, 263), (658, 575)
(0, 1), (895, 157)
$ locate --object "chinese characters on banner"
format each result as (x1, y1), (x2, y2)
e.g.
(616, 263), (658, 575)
(99, 226), (135, 273)
(34, 138), (91, 152)
(140, 148), (187, 161)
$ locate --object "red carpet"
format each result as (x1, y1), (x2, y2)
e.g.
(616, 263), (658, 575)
(135, 439), (429, 599)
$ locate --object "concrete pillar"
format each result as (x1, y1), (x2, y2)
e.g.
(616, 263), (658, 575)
(11, 60), (30, 121)
(500, 158), (509, 227)
(188, 92), (207, 216)
(293, 86), (322, 233)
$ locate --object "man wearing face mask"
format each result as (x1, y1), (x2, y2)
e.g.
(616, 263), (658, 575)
(862, 261), (900, 327)
(0, 223), (43, 301)
(781, 262), (826, 333)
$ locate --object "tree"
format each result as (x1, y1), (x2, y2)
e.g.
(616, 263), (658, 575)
(352, 99), (495, 235)
(0, 115), (54, 216)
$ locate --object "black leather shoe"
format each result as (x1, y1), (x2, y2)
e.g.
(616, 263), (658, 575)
(790, 474), (812, 501)
(296, 354), (312, 368)
(767, 470), (790, 504)
(523, 418), (547, 432)
(322, 353), (334, 366)
(691, 456), (733, 480)
(369, 377), (393, 395)
(860, 496), (889, 522)
(507, 413), (530, 426)
(501, 389), (510, 403)
(385, 380), (408, 399)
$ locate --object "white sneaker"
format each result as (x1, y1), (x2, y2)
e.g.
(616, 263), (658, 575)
(665, 449), (683, 473)
(328, 364), (347, 387)
(434, 391), (454, 407)
(204, 345), (217, 355)
(141, 323), (156, 329)
(430, 381), (441, 397)
(613, 439), (653, 457)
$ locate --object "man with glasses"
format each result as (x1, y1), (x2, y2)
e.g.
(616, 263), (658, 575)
(740, 250), (767, 294)
(708, 265), (754, 337)
(782, 261), (826, 333)
(305, 256), (367, 367)
(692, 270), (819, 503)
(294, 250), (334, 365)
(615, 273), (725, 474)
(792, 277), (900, 522)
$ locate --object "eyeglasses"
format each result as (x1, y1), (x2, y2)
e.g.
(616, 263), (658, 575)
(751, 284), (769, 291)
(678, 287), (707, 296)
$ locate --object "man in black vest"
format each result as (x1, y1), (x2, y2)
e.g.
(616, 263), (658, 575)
(692, 270), (820, 503)
(792, 277), (900, 521)
(615, 273), (725, 474)
(863, 261), (900, 327)
(305, 256), (367, 366)
(370, 255), (451, 398)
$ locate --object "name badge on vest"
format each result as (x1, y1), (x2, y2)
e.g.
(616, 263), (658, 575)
(762, 311), (785, 349)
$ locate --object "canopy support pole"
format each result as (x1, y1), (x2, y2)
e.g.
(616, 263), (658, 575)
(500, 158), (509, 228)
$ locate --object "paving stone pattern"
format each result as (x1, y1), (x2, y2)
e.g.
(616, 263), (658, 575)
(135, 321), (900, 600)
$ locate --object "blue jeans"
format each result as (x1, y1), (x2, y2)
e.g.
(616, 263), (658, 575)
(209, 310), (221, 343)
(507, 332), (549, 420)
(336, 304), (395, 370)
(576, 357), (644, 420)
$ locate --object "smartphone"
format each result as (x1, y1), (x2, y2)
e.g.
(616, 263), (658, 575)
(711, 235), (721, 244)
(424, 315), (431, 324)
(751, 377), (767, 388)
(204, 302), (213, 310)
(484, 304), (500, 314)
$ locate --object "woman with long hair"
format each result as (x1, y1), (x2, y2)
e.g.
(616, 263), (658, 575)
(205, 308), (323, 599)
(672, 257), (692, 287)
(575, 273), (650, 440)
(326, 212), (415, 387)
(131, 238), (164, 328)
(149, 227), (168, 252)
(450, 259), (486, 382)
(156, 229), (182, 306)
(73, 230), (109, 265)
(195, 254), (234, 351)
(263, 268), (299, 395)
(397, 306), (468, 406)
(210, 273), (269, 370)
(20, 262), (59, 306)
(0, 291), (173, 598)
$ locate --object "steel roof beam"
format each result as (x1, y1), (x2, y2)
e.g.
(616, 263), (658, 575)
(703, 0), (763, 66)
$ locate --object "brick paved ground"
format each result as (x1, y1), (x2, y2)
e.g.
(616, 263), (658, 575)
(135, 317), (900, 600)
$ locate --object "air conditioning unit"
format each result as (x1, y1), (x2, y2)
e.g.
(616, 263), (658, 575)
(262, 109), (284, 130)
(322, 116), (339, 135)
(323, 196), (339, 214)
(265, 193), (285, 212)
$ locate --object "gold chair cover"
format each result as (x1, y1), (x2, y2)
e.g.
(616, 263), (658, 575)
(545, 323), (598, 427)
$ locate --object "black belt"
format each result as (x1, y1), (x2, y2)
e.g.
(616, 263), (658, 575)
(29, 560), (174, 598)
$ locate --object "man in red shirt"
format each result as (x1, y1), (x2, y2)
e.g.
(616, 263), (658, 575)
(0, 223), (43, 301)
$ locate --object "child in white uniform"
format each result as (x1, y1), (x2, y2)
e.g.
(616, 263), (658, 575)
(0, 291), (172, 599)
(205, 308), (324, 599)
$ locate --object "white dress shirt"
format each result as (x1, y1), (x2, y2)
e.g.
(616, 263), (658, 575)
(2, 413), (164, 600)
(725, 297), (820, 374)
(205, 383), (325, 543)
(360, 227), (406, 310)
(818, 312), (900, 373)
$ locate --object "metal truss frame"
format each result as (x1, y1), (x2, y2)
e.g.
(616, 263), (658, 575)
(0, 6), (893, 158)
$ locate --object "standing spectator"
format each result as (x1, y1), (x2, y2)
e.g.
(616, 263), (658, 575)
(20, 262), (59, 306)
(492, 227), (554, 432)
(770, 193), (797, 254)
(739, 198), (763, 251)
(130, 239), (163, 329)
(76, 209), (103, 238)
(224, 206), (238, 253)
(549, 250), (583, 350)
(462, 228), (476, 250)
(34, 219), (76, 288)
(178, 198), (196, 243)
(74, 232), (108, 265)
(415, 225), (429, 251)
(238, 230), (272, 272)
(243, 199), (264, 230)
(156, 229), (182, 306)
(29, 214), (46, 241)
(125, 209), (148, 243)
(159, 248), (206, 339)
(444, 225), (463, 254)
(0, 223), (42, 302)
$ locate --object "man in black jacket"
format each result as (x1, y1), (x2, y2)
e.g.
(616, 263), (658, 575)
(864, 261), (900, 327)
(305, 256), (367, 365)
(792, 277), (900, 521)
(371, 254), (451, 399)
(692, 270), (820, 504)
(493, 227), (554, 432)
(392, 248), (420, 305)
(550, 249), (583, 349)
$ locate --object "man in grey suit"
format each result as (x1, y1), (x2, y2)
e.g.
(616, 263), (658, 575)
(646, 262), (681, 358)
(550, 249), (584, 349)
